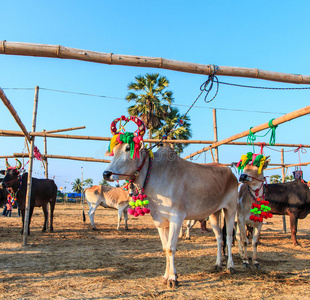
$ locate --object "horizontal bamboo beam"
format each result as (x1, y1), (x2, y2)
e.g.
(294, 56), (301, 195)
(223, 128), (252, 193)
(13, 153), (110, 163)
(35, 126), (86, 134)
(0, 128), (310, 149)
(184, 105), (310, 160)
(1, 41), (310, 84)
(0, 88), (31, 142)
(266, 161), (310, 171)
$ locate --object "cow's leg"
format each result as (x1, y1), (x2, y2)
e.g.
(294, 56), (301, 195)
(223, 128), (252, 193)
(165, 220), (183, 288)
(288, 212), (299, 246)
(157, 226), (169, 284)
(184, 220), (196, 240)
(117, 208), (122, 231)
(27, 206), (35, 235)
(209, 211), (223, 271)
(252, 223), (263, 269)
(123, 209), (128, 230)
(20, 209), (25, 234)
(237, 218), (250, 268)
(49, 200), (55, 232)
(42, 204), (48, 232)
(223, 208), (235, 273)
(88, 202), (100, 230)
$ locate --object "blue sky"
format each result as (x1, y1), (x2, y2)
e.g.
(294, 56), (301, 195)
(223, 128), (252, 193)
(1, 1), (309, 191)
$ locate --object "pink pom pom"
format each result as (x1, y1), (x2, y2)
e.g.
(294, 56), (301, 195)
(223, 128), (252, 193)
(258, 217), (263, 222)
(143, 194), (147, 199)
(145, 208), (151, 214)
(135, 206), (140, 211)
(134, 212), (139, 217)
(128, 209), (134, 215)
(142, 207), (148, 213)
(249, 215), (254, 221)
(138, 210), (144, 216)
(132, 196), (137, 201)
(139, 194), (143, 200)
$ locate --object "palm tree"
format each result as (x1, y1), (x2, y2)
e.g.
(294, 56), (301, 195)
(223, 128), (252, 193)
(153, 107), (192, 155)
(270, 174), (294, 183)
(72, 178), (83, 193)
(126, 73), (174, 141)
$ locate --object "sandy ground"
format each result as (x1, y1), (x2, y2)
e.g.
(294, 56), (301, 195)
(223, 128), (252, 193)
(0, 203), (309, 300)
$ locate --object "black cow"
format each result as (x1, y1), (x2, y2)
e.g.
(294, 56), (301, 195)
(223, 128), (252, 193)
(1, 164), (57, 235)
(265, 178), (310, 246)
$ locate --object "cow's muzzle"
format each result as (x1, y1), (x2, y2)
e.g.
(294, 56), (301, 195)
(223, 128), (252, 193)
(103, 171), (113, 181)
(239, 173), (252, 183)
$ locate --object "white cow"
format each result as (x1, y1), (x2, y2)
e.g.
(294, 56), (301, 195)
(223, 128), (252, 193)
(236, 154), (270, 269)
(103, 145), (238, 287)
(85, 185), (130, 230)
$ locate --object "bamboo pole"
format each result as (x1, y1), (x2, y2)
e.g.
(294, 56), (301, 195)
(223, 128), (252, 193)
(23, 86), (39, 247)
(0, 128), (310, 148)
(1, 41), (310, 84)
(266, 161), (310, 171)
(184, 105), (310, 160)
(213, 109), (219, 163)
(36, 126), (86, 134)
(281, 149), (287, 233)
(0, 87), (31, 142)
(43, 130), (48, 179)
(13, 153), (110, 163)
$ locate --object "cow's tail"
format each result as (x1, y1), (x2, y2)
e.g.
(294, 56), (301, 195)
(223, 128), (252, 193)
(82, 190), (86, 222)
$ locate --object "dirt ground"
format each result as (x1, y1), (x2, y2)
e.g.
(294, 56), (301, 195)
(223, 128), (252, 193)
(0, 203), (309, 300)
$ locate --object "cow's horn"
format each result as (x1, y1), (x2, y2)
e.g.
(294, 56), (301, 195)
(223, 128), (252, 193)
(15, 159), (22, 170)
(5, 158), (10, 169)
(129, 116), (146, 137)
(110, 116), (129, 135)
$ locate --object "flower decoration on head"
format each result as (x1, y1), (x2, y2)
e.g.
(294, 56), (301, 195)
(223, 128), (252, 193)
(236, 152), (267, 174)
(107, 116), (146, 159)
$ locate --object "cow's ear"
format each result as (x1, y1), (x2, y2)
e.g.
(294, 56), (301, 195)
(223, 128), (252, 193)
(105, 151), (111, 157)
(0, 170), (5, 175)
(263, 159), (271, 170)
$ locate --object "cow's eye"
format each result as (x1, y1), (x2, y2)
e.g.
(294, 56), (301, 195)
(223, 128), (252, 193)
(125, 145), (130, 152)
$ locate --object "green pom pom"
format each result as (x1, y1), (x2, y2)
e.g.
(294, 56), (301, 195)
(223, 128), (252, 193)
(129, 201), (135, 207)
(143, 200), (149, 205)
(136, 200), (142, 206)
(250, 209), (255, 213)
(258, 211), (261, 214)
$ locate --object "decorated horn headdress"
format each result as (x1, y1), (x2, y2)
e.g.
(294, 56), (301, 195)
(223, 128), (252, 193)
(108, 116), (146, 159)
(236, 152), (268, 174)
(5, 158), (22, 170)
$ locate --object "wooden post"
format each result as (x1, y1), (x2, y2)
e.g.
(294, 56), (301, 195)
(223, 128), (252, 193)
(184, 105), (310, 160)
(43, 130), (48, 179)
(212, 109), (219, 163)
(281, 149), (287, 233)
(23, 86), (39, 246)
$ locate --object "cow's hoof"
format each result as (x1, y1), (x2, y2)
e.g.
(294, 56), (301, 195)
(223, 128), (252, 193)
(229, 267), (236, 274)
(214, 265), (222, 272)
(92, 227), (98, 231)
(167, 279), (179, 288)
(50, 229), (54, 233)
(185, 237), (190, 240)
(42, 229), (46, 232)
(254, 263), (261, 270)
(162, 278), (167, 285)
(242, 263), (250, 269)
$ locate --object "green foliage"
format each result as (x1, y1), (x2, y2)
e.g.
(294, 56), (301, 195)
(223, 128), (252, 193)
(72, 178), (83, 193)
(126, 73), (174, 138)
(84, 178), (93, 188)
(126, 73), (192, 154)
(270, 174), (295, 183)
(99, 179), (110, 186)
(153, 107), (192, 155)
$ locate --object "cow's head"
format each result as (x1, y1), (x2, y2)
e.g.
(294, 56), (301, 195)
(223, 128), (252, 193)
(1, 158), (22, 189)
(237, 152), (270, 184)
(103, 116), (146, 182)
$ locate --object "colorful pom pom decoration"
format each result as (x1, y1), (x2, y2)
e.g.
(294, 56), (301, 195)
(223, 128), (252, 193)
(128, 189), (151, 217)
